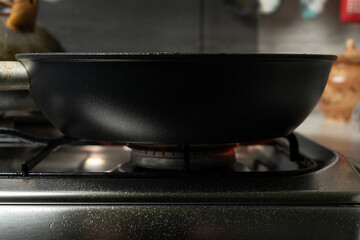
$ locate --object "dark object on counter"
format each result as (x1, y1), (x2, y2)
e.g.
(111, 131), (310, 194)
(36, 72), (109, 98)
(0, 17), (64, 61)
(4, 53), (336, 144)
(0, 0), (64, 115)
(0, 0), (64, 61)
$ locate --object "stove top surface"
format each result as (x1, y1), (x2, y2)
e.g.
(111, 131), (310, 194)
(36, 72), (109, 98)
(0, 130), (359, 239)
(0, 132), (358, 204)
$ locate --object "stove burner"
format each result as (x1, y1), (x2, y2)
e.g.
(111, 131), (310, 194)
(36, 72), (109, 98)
(126, 144), (237, 170)
(0, 128), (318, 175)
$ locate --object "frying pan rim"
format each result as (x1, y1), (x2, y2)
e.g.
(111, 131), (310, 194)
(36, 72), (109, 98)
(15, 52), (336, 143)
(15, 52), (337, 62)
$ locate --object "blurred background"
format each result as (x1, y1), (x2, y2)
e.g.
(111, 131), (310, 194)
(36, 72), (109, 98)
(33, 0), (360, 54)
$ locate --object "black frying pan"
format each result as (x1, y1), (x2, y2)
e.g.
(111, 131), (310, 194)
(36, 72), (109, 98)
(0, 53), (336, 144)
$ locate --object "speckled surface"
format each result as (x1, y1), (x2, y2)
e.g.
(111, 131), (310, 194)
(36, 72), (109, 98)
(0, 205), (359, 239)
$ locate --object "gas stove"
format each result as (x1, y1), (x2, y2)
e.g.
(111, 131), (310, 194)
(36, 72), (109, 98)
(0, 124), (359, 239)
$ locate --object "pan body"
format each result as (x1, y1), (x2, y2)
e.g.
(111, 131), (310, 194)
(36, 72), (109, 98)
(16, 53), (336, 144)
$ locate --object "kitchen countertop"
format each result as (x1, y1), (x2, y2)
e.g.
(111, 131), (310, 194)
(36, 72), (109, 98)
(296, 108), (360, 166)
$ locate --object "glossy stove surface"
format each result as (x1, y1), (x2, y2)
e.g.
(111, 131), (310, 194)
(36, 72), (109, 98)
(0, 133), (359, 240)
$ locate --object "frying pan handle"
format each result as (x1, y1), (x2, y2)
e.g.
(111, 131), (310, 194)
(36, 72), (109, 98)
(0, 61), (29, 90)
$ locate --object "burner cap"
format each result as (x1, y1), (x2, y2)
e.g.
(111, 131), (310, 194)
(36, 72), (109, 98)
(127, 144), (237, 170)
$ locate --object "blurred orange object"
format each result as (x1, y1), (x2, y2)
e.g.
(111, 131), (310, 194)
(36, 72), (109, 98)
(319, 39), (360, 122)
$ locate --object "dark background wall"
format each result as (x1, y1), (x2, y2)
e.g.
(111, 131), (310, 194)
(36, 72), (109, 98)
(32, 0), (360, 54)
(37, 0), (257, 53)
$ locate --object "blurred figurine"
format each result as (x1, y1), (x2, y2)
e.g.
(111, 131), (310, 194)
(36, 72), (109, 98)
(319, 39), (360, 122)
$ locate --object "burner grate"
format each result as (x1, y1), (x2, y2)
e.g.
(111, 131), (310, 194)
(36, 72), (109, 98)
(0, 127), (77, 175)
(0, 127), (318, 176)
